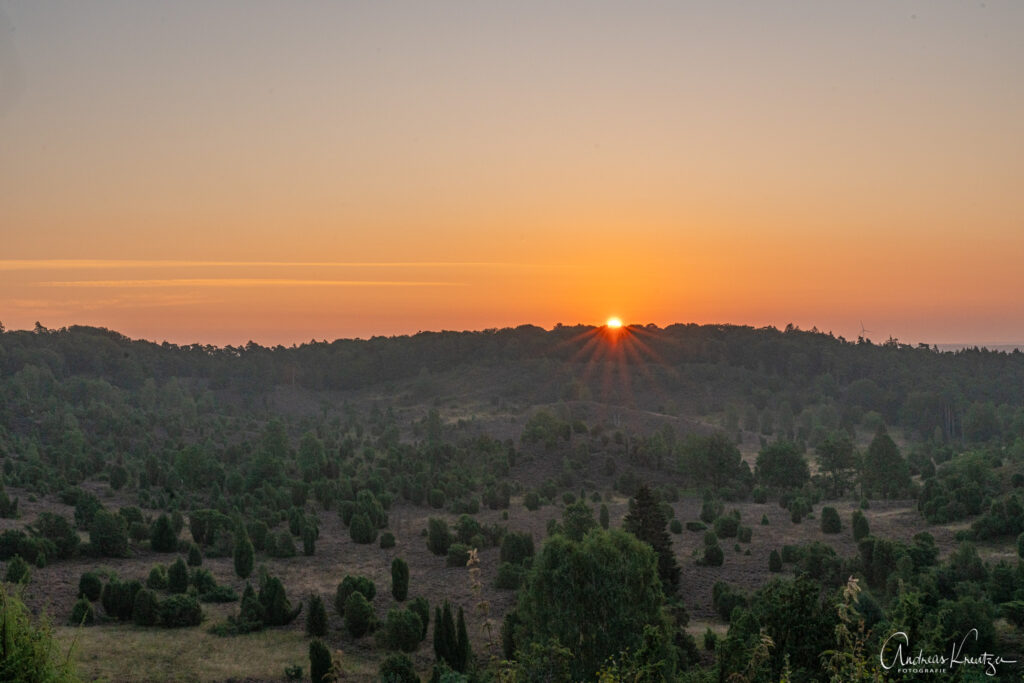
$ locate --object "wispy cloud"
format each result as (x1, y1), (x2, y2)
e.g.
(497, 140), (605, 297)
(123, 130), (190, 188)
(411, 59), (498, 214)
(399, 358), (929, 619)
(39, 279), (463, 288)
(0, 260), (539, 271)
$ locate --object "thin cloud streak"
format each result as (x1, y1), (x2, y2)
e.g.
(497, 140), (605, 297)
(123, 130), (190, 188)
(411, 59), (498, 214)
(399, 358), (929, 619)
(39, 279), (464, 288)
(0, 260), (548, 270)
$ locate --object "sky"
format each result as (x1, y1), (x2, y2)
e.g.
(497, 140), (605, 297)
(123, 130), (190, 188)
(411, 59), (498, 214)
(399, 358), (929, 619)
(1, 1), (1022, 347)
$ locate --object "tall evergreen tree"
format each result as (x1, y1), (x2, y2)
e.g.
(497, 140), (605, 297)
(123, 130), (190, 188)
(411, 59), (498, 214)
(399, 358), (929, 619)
(391, 557), (409, 602)
(233, 524), (255, 579)
(150, 513), (177, 552)
(433, 601), (458, 670)
(623, 485), (680, 594)
(455, 605), (471, 673)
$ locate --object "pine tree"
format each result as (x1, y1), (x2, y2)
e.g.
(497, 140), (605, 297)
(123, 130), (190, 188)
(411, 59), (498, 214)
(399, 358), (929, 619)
(455, 606), (471, 673)
(391, 557), (409, 602)
(623, 485), (680, 594)
(233, 525), (255, 579)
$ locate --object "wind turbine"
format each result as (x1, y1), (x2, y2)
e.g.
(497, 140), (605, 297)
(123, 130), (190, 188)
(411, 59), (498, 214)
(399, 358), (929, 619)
(859, 321), (872, 340)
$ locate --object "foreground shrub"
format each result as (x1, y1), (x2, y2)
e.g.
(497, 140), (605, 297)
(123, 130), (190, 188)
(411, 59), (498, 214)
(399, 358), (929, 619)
(344, 591), (374, 638)
(5, 555), (30, 584)
(71, 596), (95, 625)
(132, 588), (160, 626)
(306, 593), (327, 637)
(309, 639), (332, 683)
(146, 565), (168, 590)
(379, 653), (418, 683)
(160, 594), (202, 627)
(79, 571), (103, 601)
(384, 608), (423, 652)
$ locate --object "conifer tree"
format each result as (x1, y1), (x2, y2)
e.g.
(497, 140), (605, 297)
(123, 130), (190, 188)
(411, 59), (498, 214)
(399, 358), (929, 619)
(150, 513), (177, 552)
(233, 524), (255, 579)
(455, 605), (471, 673)
(623, 485), (680, 594)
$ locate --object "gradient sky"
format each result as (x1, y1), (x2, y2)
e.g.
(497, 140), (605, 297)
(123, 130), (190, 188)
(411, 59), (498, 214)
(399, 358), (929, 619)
(1, 1), (1022, 346)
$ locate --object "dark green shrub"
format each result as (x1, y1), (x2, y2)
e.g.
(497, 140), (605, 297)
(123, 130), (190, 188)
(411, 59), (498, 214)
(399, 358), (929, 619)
(269, 530), (298, 557)
(712, 582), (748, 621)
(700, 543), (724, 567)
(599, 504), (610, 530)
(704, 628), (717, 651)
(426, 518), (452, 556)
(32, 512), (79, 560)
(380, 531), (396, 549)
(233, 527), (255, 579)
(71, 596), (95, 625)
(349, 513), (377, 545)
(384, 608), (423, 652)
(79, 571), (103, 601)
(409, 597), (430, 641)
(309, 639), (332, 683)
(428, 489), (445, 509)
(151, 514), (177, 552)
(495, 562), (526, 590)
(199, 586), (238, 603)
(146, 565), (168, 590)
(737, 526), (752, 543)
(499, 532), (535, 566)
(129, 522), (150, 542)
(159, 594), (202, 627)
(168, 557), (188, 594)
(769, 550), (782, 572)
(101, 578), (139, 621)
(187, 543), (203, 566)
(446, 543), (471, 568)
(523, 491), (540, 511)
(246, 520), (268, 552)
(454, 515), (483, 545)
(821, 507), (842, 534)
(259, 575), (302, 626)
(685, 521), (707, 532)
(852, 510), (870, 541)
(335, 575), (376, 616)
(379, 653), (418, 683)
(190, 567), (217, 594)
(4, 555), (29, 584)
(391, 557), (409, 602)
(306, 593), (327, 637)
(302, 526), (317, 556)
(761, 513), (770, 525)
(132, 588), (160, 626)
(344, 591), (373, 638)
(89, 509), (129, 558)
(669, 519), (682, 534)
(700, 497), (723, 524)
(780, 544), (801, 563)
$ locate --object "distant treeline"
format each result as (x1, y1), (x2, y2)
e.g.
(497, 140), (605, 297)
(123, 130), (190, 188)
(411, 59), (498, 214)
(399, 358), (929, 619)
(2, 322), (1023, 441)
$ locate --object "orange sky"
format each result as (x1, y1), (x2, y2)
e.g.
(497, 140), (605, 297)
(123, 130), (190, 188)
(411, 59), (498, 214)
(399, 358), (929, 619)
(1, 3), (1022, 346)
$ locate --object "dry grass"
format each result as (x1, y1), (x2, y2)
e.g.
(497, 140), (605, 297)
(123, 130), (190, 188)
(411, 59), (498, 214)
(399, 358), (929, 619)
(54, 614), (378, 682)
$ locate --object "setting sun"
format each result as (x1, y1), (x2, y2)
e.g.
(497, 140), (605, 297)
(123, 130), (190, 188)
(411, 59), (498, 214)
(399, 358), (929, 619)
(606, 317), (623, 328)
